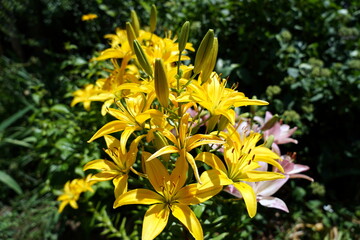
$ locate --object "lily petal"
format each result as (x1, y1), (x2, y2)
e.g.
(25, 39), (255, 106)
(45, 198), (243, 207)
(146, 145), (179, 162)
(88, 121), (128, 142)
(195, 152), (227, 173)
(113, 175), (128, 198)
(258, 196), (289, 213)
(113, 189), (163, 208)
(171, 204), (203, 240)
(142, 203), (170, 240)
(145, 157), (170, 192)
(83, 159), (118, 172)
(232, 182), (257, 218)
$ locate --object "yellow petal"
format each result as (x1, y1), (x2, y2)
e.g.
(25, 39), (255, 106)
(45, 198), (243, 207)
(232, 182), (257, 218)
(195, 152), (227, 173)
(185, 152), (201, 183)
(94, 48), (126, 61)
(170, 155), (189, 192)
(213, 109), (235, 125)
(146, 145), (179, 162)
(113, 175), (128, 198)
(233, 98), (268, 107)
(88, 121), (128, 143)
(145, 157), (170, 192)
(171, 204), (203, 240)
(242, 171), (285, 182)
(58, 201), (68, 213)
(135, 109), (164, 124)
(120, 126), (138, 154)
(197, 169), (233, 190)
(176, 182), (222, 205)
(69, 200), (78, 209)
(83, 159), (118, 172)
(142, 203), (170, 240)
(113, 189), (163, 208)
(91, 172), (119, 181)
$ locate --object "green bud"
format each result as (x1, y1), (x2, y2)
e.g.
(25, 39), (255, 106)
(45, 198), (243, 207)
(150, 4), (157, 33)
(133, 39), (153, 77)
(200, 37), (218, 84)
(206, 115), (220, 133)
(126, 22), (136, 52)
(264, 135), (275, 149)
(261, 114), (280, 131)
(154, 58), (169, 108)
(193, 29), (215, 74)
(217, 114), (229, 131)
(178, 21), (190, 53)
(131, 10), (140, 37)
(153, 131), (170, 162)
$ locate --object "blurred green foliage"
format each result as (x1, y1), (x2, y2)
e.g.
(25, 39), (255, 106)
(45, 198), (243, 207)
(0, 0), (359, 239)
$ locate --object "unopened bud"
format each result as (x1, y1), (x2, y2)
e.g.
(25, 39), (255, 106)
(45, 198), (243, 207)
(150, 5), (157, 33)
(200, 37), (218, 84)
(264, 135), (275, 149)
(178, 21), (190, 53)
(153, 131), (170, 162)
(193, 29), (215, 74)
(217, 114), (229, 131)
(154, 58), (169, 108)
(133, 40), (153, 77)
(126, 22), (136, 52)
(206, 115), (219, 133)
(131, 10), (140, 37)
(261, 114), (280, 131)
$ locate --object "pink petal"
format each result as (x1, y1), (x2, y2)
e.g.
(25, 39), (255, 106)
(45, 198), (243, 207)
(258, 196), (289, 213)
(256, 176), (289, 196)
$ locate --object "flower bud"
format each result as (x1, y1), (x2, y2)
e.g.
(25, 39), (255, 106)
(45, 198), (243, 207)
(261, 114), (280, 131)
(178, 21), (190, 53)
(153, 131), (170, 162)
(126, 22), (136, 52)
(193, 29), (214, 75)
(200, 37), (218, 84)
(133, 39), (153, 77)
(217, 114), (229, 131)
(131, 10), (140, 37)
(206, 115), (219, 133)
(150, 4), (157, 33)
(264, 135), (275, 149)
(154, 58), (169, 108)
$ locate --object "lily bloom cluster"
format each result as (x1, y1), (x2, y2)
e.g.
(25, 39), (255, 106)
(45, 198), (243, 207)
(59, 7), (311, 240)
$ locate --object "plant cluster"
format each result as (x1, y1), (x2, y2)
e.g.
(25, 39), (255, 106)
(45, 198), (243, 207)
(58, 7), (311, 239)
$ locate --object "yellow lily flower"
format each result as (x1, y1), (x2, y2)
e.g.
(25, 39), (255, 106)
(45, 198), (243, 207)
(113, 154), (222, 240)
(57, 174), (95, 213)
(71, 84), (104, 111)
(195, 129), (285, 218)
(83, 135), (144, 198)
(178, 72), (268, 125)
(146, 113), (224, 183)
(88, 92), (165, 151)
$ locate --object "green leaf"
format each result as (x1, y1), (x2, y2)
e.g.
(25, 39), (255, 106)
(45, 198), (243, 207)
(0, 105), (32, 132)
(0, 170), (23, 194)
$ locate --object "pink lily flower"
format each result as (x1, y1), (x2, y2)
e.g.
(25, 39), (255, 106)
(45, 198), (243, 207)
(225, 154), (313, 212)
(255, 112), (298, 155)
